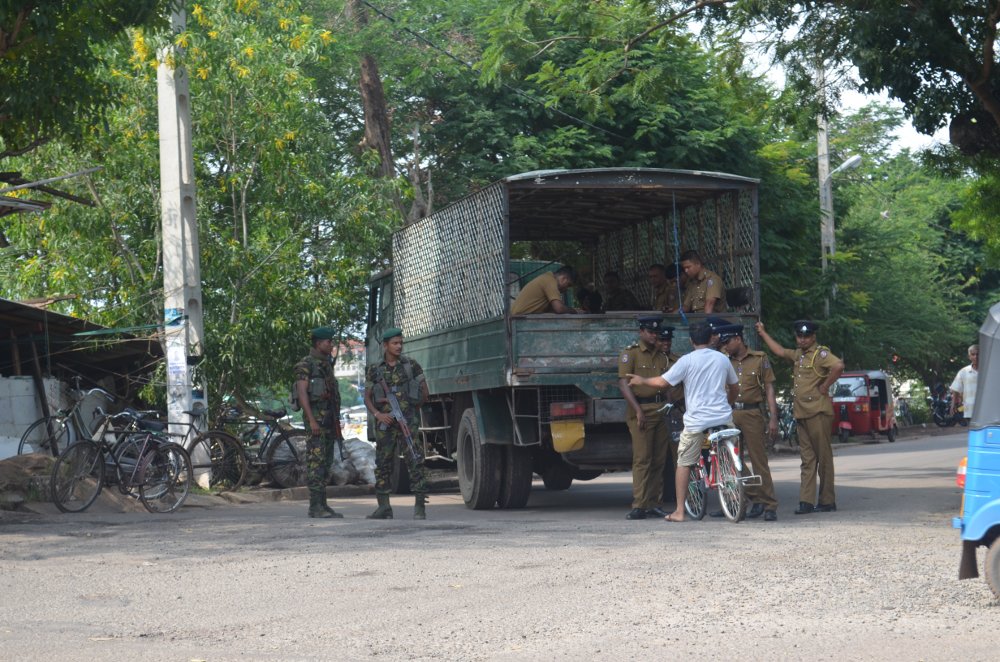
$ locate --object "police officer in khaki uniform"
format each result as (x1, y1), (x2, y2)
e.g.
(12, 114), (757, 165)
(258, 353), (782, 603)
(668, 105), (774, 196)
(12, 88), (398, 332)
(718, 324), (779, 521)
(757, 319), (844, 514)
(619, 316), (671, 520)
(656, 325), (684, 503)
(648, 264), (680, 313)
(680, 250), (727, 313)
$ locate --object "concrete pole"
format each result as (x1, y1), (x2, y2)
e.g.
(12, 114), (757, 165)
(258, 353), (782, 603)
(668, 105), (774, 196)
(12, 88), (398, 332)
(158, 8), (207, 481)
(816, 64), (833, 318)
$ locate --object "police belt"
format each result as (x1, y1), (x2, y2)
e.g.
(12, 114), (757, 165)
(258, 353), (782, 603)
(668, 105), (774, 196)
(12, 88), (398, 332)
(634, 394), (665, 404)
(732, 401), (763, 410)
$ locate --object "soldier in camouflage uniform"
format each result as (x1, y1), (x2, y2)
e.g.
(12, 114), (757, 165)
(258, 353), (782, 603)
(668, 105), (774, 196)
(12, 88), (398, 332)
(294, 326), (344, 519)
(364, 327), (430, 519)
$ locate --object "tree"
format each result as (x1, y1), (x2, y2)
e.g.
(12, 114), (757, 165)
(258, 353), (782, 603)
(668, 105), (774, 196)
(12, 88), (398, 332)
(710, 1), (1000, 156)
(1, 0), (398, 403)
(0, 1), (166, 158)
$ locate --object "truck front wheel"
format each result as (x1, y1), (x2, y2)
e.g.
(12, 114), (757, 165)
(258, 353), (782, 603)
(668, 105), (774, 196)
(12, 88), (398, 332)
(456, 408), (501, 509)
(986, 538), (1000, 599)
(542, 463), (573, 491)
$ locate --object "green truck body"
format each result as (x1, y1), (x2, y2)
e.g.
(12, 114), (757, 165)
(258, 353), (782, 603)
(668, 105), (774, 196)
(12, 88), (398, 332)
(366, 168), (761, 509)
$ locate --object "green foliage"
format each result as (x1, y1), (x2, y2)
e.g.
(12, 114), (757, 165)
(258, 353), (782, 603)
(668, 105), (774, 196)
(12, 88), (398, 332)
(0, 1), (166, 155)
(1, 0), (398, 402)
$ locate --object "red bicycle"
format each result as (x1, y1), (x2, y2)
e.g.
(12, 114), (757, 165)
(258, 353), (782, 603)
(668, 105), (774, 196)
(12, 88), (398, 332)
(684, 426), (760, 522)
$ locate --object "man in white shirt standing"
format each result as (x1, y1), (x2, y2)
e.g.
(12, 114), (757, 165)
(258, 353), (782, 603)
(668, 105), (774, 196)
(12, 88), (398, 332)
(627, 322), (738, 522)
(950, 344), (979, 421)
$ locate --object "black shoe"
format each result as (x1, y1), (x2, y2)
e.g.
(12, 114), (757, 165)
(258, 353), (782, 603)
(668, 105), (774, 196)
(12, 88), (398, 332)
(763, 510), (777, 522)
(626, 508), (647, 520)
(708, 510), (724, 518)
(645, 507), (670, 518)
(814, 502), (837, 512)
(746, 503), (765, 519)
(793, 501), (814, 515)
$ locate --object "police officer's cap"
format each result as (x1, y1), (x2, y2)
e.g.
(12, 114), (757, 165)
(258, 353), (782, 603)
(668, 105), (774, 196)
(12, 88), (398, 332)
(718, 324), (743, 342)
(705, 316), (735, 333)
(311, 326), (335, 340)
(637, 315), (663, 331)
(658, 326), (675, 340)
(382, 327), (404, 341)
(793, 320), (819, 335)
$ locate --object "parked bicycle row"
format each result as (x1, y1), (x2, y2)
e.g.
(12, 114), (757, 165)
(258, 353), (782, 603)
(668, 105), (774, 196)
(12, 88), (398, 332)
(15, 379), (326, 512)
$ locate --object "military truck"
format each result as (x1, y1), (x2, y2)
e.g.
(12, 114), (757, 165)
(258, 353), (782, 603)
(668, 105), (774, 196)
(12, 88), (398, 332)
(366, 168), (761, 509)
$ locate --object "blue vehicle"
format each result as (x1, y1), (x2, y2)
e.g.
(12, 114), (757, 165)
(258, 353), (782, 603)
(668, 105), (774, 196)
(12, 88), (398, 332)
(955, 301), (1000, 597)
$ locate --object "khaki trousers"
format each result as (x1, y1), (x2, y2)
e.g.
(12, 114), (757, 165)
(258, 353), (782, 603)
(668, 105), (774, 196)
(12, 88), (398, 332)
(796, 413), (835, 505)
(733, 408), (777, 510)
(627, 406), (670, 509)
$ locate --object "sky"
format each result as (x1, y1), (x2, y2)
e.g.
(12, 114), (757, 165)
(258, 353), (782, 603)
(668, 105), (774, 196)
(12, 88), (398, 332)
(841, 89), (951, 153)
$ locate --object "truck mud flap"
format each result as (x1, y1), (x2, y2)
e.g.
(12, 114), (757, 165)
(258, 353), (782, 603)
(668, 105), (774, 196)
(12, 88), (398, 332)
(959, 540), (980, 580)
(550, 419), (584, 452)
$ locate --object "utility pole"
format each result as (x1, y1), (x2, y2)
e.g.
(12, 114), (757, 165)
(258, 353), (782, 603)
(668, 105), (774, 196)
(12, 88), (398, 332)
(158, 8), (206, 477)
(816, 64), (834, 319)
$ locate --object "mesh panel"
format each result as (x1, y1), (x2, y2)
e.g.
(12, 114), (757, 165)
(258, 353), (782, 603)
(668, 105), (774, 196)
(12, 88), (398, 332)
(594, 189), (758, 313)
(393, 184), (507, 336)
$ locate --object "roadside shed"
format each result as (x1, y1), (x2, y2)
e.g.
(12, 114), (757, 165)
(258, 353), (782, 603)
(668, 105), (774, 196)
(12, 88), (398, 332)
(0, 297), (162, 458)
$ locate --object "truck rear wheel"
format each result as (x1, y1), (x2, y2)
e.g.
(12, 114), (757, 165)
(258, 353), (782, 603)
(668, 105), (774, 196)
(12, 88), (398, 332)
(497, 445), (532, 509)
(390, 452), (411, 494)
(457, 408), (501, 509)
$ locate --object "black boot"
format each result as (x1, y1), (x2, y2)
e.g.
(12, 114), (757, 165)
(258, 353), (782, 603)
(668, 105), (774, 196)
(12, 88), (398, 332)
(366, 493), (393, 519)
(319, 491), (343, 518)
(793, 501), (814, 515)
(308, 492), (335, 518)
(414, 494), (427, 520)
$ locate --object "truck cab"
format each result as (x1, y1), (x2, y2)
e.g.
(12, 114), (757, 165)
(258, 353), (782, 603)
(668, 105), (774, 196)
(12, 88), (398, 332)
(366, 168), (761, 509)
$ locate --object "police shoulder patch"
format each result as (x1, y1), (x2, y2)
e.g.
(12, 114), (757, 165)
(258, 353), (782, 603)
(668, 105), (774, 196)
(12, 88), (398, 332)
(621, 353), (630, 363)
(820, 350), (829, 358)
(707, 279), (714, 286)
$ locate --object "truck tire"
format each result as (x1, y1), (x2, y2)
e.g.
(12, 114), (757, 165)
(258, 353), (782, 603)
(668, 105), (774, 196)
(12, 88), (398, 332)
(456, 408), (501, 509)
(542, 463), (573, 491)
(986, 538), (1000, 599)
(390, 452), (411, 494)
(497, 445), (532, 509)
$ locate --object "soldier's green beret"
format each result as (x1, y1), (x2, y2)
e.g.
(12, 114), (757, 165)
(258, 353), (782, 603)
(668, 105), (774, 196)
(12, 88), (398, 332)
(311, 327), (335, 340)
(382, 327), (403, 341)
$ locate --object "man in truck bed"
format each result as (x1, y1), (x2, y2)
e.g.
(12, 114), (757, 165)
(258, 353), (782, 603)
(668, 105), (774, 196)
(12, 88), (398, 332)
(511, 265), (578, 315)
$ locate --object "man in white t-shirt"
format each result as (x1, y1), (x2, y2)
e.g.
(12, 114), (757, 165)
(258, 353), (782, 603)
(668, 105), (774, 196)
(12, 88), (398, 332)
(950, 344), (979, 421)
(627, 322), (738, 522)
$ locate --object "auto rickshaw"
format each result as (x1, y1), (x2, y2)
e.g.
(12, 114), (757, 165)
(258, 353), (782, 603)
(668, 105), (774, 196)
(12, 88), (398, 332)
(956, 301), (1000, 597)
(830, 370), (898, 443)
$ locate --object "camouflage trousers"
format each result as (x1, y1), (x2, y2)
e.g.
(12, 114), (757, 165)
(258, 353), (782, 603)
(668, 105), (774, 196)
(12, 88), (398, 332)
(306, 431), (336, 496)
(373, 421), (428, 496)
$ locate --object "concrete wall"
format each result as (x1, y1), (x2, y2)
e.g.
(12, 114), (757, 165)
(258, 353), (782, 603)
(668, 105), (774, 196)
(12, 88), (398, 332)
(0, 377), (70, 460)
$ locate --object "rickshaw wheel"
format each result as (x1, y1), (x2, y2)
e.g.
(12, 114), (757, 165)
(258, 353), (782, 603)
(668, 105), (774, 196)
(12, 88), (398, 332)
(985, 538), (1000, 599)
(887, 424), (897, 443)
(838, 428), (850, 444)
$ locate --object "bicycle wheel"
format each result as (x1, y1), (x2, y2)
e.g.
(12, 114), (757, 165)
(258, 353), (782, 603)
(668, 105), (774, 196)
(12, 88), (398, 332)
(50, 440), (105, 513)
(684, 463), (708, 520)
(138, 443), (192, 513)
(187, 431), (247, 491)
(717, 442), (746, 522)
(265, 429), (310, 488)
(19, 415), (73, 456)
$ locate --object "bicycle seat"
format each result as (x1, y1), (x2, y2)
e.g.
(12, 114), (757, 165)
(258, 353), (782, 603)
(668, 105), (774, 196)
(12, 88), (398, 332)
(263, 408), (287, 419)
(707, 428), (741, 443)
(137, 419), (167, 432)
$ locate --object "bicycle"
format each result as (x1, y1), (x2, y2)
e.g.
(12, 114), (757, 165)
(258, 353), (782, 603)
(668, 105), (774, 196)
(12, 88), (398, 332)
(49, 408), (193, 514)
(777, 401), (798, 447)
(158, 408), (248, 491)
(17, 378), (116, 457)
(216, 405), (311, 488)
(684, 426), (761, 523)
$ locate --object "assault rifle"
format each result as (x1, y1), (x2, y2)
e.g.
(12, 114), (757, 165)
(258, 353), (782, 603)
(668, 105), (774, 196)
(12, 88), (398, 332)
(378, 376), (421, 462)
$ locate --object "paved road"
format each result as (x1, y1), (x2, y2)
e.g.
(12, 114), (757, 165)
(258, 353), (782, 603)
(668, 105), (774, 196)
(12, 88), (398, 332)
(1, 430), (996, 660)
